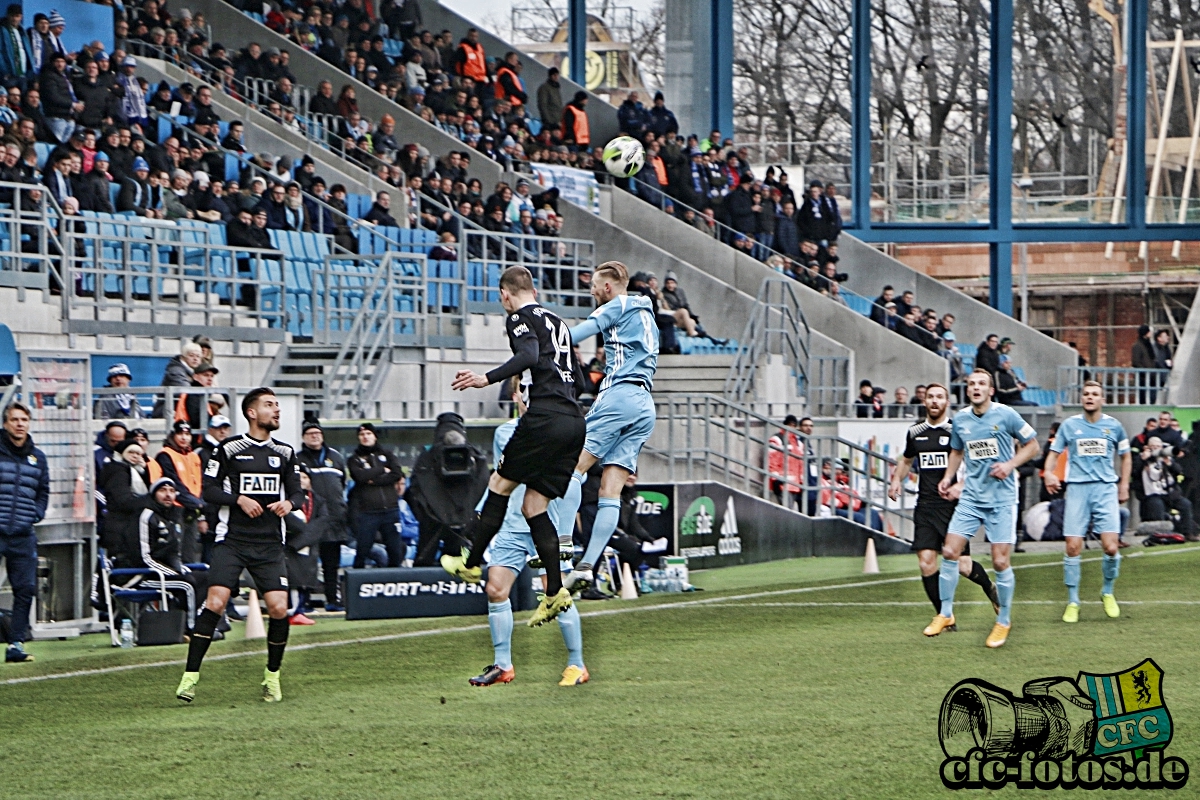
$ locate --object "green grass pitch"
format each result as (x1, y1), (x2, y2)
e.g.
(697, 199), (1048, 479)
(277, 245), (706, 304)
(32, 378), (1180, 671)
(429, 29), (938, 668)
(4, 546), (1200, 798)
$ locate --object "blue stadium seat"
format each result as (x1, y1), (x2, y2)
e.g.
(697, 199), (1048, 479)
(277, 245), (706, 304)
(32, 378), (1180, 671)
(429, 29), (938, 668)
(34, 142), (52, 170)
(841, 291), (873, 317)
(225, 153), (240, 182)
(108, 182), (120, 206)
(0, 322), (18, 380)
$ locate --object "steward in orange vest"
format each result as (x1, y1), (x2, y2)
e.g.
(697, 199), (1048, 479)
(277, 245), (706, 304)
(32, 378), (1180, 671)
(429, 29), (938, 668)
(455, 29), (487, 83)
(154, 420), (205, 523)
(561, 91), (590, 148)
(494, 53), (527, 106)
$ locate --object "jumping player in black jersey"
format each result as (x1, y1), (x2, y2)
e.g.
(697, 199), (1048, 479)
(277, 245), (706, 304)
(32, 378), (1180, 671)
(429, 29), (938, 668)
(176, 387), (303, 703)
(442, 266), (586, 627)
(887, 383), (998, 636)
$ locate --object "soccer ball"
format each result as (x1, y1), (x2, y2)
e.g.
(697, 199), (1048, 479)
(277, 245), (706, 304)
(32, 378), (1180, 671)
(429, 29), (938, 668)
(603, 136), (645, 178)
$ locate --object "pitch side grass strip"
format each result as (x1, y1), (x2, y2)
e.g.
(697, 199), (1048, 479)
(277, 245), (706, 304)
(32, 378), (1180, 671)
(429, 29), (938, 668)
(4, 544), (1197, 687)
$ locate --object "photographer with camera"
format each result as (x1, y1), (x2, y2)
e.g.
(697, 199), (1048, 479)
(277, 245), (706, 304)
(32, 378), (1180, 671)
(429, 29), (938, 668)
(1139, 436), (1196, 540)
(406, 412), (490, 566)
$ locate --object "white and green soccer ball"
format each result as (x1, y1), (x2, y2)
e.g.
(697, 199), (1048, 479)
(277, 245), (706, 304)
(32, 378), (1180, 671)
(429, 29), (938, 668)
(602, 135), (645, 178)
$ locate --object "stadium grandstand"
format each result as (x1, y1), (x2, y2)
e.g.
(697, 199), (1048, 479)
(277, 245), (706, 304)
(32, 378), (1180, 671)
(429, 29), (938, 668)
(0, 0), (1197, 794)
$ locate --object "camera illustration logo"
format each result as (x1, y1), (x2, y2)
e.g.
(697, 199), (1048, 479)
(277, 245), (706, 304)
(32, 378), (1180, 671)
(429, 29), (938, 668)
(939, 659), (1188, 789)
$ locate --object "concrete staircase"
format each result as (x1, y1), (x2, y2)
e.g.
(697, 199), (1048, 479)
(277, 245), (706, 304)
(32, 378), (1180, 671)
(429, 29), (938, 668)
(263, 343), (391, 417)
(653, 354), (734, 394)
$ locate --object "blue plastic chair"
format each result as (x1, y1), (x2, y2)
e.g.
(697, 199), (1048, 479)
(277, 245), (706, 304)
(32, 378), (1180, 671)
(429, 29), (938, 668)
(0, 322), (17, 379)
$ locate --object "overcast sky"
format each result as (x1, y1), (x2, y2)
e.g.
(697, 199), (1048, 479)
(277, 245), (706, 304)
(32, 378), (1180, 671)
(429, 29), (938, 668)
(440, 0), (507, 27)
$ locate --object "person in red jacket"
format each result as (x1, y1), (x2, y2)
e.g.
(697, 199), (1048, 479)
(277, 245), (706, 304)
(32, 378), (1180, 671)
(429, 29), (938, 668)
(769, 415), (811, 510)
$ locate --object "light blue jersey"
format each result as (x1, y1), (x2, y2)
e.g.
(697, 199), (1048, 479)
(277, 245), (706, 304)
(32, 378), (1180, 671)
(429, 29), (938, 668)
(1050, 414), (1130, 484)
(483, 419), (559, 533)
(950, 402), (1037, 507)
(570, 294), (658, 392)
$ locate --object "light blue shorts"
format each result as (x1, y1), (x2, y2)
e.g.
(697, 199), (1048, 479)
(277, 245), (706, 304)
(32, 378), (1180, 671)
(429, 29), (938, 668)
(584, 381), (656, 473)
(486, 529), (538, 574)
(1064, 481), (1121, 537)
(947, 502), (1017, 545)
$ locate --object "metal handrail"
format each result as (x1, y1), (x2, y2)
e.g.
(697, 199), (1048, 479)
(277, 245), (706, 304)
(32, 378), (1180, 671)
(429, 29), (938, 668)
(1056, 365), (1172, 406)
(460, 229), (594, 316)
(91, 385), (304, 430)
(646, 393), (913, 540)
(0, 181), (68, 291)
(60, 214), (287, 339)
(811, 355), (852, 417)
(318, 251), (454, 418)
(725, 277), (811, 402)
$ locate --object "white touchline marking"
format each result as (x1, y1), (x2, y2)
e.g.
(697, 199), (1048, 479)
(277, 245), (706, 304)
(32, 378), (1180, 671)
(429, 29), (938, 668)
(736, 600), (1200, 607)
(6, 545), (1200, 687)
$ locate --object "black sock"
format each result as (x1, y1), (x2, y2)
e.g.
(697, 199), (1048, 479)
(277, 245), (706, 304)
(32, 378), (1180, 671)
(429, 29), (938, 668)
(527, 511), (563, 596)
(465, 490), (511, 569)
(266, 616), (290, 672)
(185, 608), (221, 672)
(966, 561), (994, 593)
(921, 574), (941, 612)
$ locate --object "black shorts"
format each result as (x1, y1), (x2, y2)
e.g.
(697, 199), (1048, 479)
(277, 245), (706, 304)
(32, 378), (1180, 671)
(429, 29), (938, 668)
(207, 538), (289, 594)
(497, 408), (586, 500)
(911, 503), (970, 555)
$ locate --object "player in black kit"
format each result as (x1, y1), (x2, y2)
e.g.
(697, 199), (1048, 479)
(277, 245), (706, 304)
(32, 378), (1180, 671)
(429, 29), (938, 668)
(176, 387), (304, 703)
(442, 265), (586, 627)
(887, 383), (998, 636)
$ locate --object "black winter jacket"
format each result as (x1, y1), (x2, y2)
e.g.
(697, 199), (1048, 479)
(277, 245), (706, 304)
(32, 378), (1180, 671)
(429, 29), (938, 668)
(348, 444), (403, 513)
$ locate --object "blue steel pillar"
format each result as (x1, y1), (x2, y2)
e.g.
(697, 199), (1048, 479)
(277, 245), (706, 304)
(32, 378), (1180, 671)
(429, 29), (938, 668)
(711, 0), (734, 141)
(987, 0), (1014, 315)
(851, 0), (871, 230)
(1125, 0), (1147, 228)
(567, 0), (587, 87)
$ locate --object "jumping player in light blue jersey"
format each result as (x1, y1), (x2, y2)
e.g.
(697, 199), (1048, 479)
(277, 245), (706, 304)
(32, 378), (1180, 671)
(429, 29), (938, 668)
(470, 377), (588, 687)
(931, 369), (1040, 649)
(1043, 380), (1131, 624)
(553, 261), (659, 593)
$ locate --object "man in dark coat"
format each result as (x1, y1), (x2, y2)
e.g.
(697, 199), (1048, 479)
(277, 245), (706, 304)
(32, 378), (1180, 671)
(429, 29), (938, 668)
(0, 402), (49, 662)
(296, 421), (350, 611)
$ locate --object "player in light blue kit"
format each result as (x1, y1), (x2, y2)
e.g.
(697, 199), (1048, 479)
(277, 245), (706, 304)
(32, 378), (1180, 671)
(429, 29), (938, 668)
(933, 369), (1040, 648)
(470, 377), (588, 687)
(1042, 380), (1131, 624)
(554, 261), (659, 592)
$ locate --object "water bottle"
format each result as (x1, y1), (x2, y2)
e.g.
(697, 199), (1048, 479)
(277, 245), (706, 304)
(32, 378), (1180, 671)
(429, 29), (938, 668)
(119, 619), (134, 649)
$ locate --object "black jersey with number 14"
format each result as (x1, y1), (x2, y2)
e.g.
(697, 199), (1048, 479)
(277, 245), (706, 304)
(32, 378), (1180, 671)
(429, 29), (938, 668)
(903, 420), (958, 507)
(485, 303), (581, 415)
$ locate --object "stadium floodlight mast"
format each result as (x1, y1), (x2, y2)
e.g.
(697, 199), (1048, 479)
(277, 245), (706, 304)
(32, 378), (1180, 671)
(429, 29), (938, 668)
(846, 0), (1189, 316)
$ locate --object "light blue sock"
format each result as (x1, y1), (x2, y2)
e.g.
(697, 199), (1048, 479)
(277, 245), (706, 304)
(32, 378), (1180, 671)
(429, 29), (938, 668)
(1063, 555), (1081, 606)
(938, 557), (960, 618)
(556, 603), (584, 667)
(556, 471), (585, 545)
(580, 497), (621, 570)
(995, 567), (1015, 626)
(487, 600), (513, 670)
(1102, 553), (1121, 596)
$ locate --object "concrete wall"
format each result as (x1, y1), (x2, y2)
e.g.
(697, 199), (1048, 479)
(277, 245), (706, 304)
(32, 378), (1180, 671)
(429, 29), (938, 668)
(142, 58), (381, 197)
(599, 187), (948, 392)
(1167, 287), (1200, 404)
(836, 236), (1076, 389)
(185, 0), (505, 190)
(417, 1), (619, 144)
